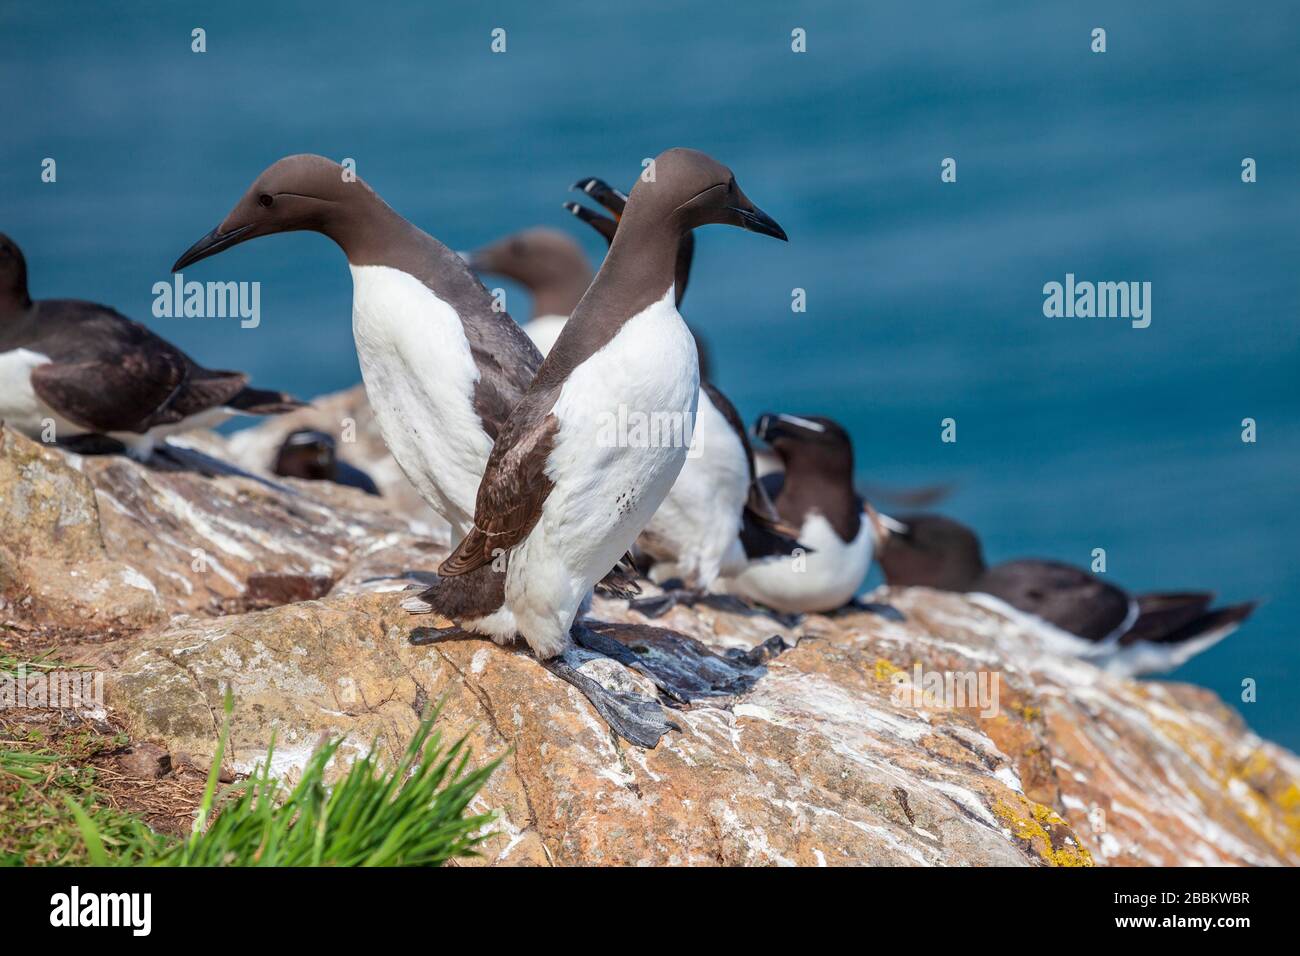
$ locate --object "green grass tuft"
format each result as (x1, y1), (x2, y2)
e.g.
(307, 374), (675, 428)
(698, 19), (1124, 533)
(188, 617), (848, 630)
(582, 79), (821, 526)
(70, 692), (500, 867)
(3, 647), (499, 869)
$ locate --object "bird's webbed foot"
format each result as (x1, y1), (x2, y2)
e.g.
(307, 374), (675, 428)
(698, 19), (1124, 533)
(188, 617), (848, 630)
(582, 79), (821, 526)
(542, 656), (677, 748)
(626, 581), (705, 620)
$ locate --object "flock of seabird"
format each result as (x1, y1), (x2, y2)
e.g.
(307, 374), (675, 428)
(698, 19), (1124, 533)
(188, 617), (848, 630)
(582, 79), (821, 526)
(0, 148), (1255, 746)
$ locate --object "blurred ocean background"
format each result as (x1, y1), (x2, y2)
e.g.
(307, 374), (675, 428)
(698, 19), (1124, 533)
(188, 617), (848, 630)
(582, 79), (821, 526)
(3, 1), (1297, 747)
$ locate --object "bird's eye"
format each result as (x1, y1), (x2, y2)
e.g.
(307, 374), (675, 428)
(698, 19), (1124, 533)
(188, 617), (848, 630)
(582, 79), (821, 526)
(258, 193), (274, 208)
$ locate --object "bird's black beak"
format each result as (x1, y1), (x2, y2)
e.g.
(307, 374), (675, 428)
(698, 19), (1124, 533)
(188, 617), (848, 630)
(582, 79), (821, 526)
(572, 177), (628, 218)
(171, 223), (256, 272)
(729, 203), (787, 242)
(563, 200), (618, 244)
(753, 412), (828, 444)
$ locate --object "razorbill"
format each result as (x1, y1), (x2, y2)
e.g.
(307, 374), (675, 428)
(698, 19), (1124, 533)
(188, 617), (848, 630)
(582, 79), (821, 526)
(273, 428), (380, 495)
(0, 233), (301, 458)
(564, 179), (800, 617)
(868, 511), (1257, 676)
(402, 148), (788, 746)
(716, 413), (875, 614)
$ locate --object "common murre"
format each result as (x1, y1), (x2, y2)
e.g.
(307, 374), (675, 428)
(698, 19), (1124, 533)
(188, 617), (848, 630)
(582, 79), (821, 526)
(466, 180), (712, 376)
(171, 154), (542, 541)
(565, 177), (711, 380)
(464, 227), (593, 355)
(0, 233), (301, 459)
(401, 148), (788, 746)
(564, 178), (800, 618)
(868, 511), (1257, 675)
(716, 413), (875, 614)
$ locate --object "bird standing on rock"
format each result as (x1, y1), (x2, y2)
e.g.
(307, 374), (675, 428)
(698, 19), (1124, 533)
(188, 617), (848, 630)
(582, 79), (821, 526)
(273, 428), (381, 496)
(562, 177), (800, 618)
(402, 148), (788, 746)
(0, 233), (301, 459)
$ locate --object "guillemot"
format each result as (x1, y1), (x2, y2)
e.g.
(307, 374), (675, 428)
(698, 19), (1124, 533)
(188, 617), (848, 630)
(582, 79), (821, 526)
(564, 178), (711, 380)
(868, 511), (1257, 676)
(567, 176), (696, 309)
(464, 228), (592, 355)
(563, 179), (800, 618)
(172, 154), (542, 542)
(401, 148), (788, 746)
(0, 233), (301, 458)
(466, 181), (713, 375)
(273, 429), (380, 495)
(716, 413), (875, 614)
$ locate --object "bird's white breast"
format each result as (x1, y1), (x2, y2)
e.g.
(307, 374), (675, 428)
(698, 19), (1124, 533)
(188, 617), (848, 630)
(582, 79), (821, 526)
(719, 511), (873, 614)
(349, 264), (494, 536)
(497, 287), (699, 647)
(639, 385), (750, 587)
(0, 348), (53, 434)
(521, 314), (567, 356)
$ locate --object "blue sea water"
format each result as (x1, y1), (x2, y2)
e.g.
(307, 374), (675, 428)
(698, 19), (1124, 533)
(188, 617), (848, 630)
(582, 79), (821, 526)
(3, 2), (1297, 748)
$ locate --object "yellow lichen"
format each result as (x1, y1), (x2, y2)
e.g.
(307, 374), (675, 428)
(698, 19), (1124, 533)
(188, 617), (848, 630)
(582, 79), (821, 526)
(1012, 702), (1040, 722)
(873, 658), (904, 682)
(1144, 707), (1300, 861)
(1277, 784), (1300, 813)
(994, 798), (1095, 867)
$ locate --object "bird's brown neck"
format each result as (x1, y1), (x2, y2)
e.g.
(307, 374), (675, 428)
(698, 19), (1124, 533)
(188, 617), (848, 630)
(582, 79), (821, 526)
(530, 211), (681, 390)
(317, 188), (422, 267)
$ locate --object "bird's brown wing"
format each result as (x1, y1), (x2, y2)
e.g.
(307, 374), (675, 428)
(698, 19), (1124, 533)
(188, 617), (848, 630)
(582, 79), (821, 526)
(439, 405), (560, 577)
(30, 350), (189, 433)
(167, 365), (251, 418)
(462, 314), (543, 443)
(979, 560), (1131, 642)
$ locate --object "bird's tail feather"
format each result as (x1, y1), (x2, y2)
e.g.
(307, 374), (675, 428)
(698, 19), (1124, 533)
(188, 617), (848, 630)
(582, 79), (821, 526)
(1125, 592), (1257, 646)
(226, 385), (307, 415)
(1158, 601), (1258, 646)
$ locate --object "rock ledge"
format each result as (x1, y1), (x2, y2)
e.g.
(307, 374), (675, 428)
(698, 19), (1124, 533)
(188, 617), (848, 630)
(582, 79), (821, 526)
(3, 425), (1298, 866)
